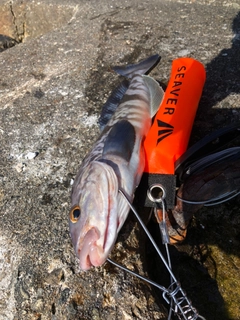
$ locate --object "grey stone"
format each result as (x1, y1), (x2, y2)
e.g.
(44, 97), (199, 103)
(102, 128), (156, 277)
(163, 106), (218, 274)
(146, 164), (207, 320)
(0, 0), (240, 319)
(0, 35), (18, 53)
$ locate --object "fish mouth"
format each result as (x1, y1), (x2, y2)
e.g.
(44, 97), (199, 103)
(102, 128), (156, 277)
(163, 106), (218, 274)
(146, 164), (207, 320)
(77, 228), (105, 271)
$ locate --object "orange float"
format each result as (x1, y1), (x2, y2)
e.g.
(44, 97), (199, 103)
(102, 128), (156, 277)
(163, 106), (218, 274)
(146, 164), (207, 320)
(144, 58), (206, 174)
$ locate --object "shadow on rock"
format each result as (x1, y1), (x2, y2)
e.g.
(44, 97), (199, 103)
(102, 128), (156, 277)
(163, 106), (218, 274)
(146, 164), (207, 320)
(192, 11), (240, 140)
(143, 12), (240, 320)
(146, 221), (229, 320)
(205, 11), (240, 107)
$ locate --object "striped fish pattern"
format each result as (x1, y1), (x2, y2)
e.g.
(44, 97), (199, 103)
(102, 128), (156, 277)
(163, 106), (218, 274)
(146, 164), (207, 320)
(69, 55), (164, 270)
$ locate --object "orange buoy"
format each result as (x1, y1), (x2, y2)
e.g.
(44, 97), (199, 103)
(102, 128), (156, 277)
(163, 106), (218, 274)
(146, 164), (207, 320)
(144, 58), (206, 174)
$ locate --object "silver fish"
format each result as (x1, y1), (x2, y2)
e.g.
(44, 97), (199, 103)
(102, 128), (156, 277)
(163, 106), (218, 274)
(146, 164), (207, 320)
(69, 55), (164, 270)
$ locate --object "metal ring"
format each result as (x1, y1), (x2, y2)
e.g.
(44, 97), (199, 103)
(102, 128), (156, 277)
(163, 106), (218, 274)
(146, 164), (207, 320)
(147, 184), (166, 203)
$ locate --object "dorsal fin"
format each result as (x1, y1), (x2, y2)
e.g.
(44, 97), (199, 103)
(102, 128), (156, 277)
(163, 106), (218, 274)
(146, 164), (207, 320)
(142, 75), (164, 117)
(98, 55), (161, 130)
(113, 54), (161, 79)
(102, 120), (136, 162)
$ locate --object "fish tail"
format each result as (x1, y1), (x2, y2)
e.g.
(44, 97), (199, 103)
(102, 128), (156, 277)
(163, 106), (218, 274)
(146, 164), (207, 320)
(113, 54), (161, 78)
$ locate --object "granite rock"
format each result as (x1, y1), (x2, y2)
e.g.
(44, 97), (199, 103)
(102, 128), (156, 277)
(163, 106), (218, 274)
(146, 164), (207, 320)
(0, 0), (240, 319)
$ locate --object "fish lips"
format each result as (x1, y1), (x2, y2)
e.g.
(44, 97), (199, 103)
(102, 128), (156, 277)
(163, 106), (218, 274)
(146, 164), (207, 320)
(75, 207), (118, 270)
(77, 227), (104, 270)
(73, 205), (119, 271)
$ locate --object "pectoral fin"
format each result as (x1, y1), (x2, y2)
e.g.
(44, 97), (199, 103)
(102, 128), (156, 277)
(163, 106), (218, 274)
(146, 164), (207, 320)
(142, 75), (164, 118)
(102, 120), (136, 162)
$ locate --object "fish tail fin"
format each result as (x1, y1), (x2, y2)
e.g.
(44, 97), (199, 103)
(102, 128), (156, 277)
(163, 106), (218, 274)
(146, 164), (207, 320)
(113, 54), (161, 78)
(142, 75), (165, 117)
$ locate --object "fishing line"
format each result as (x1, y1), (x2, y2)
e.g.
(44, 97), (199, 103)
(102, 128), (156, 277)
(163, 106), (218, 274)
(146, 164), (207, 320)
(176, 189), (240, 206)
(107, 258), (168, 293)
(119, 188), (176, 280)
(114, 188), (206, 320)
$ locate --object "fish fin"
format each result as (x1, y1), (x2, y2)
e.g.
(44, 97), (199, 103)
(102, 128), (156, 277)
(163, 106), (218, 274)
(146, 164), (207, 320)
(113, 54), (161, 79)
(102, 120), (135, 162)
(98, 79), (129, 131)
(142, 75), (164, 118)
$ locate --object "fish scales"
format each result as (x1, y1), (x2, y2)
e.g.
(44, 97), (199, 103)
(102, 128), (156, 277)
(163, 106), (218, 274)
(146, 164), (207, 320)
(71, 74), (150, 209)
(98, 79), (129, 131)
(69, 54), (164, 270)
(73, 76), (150, 180)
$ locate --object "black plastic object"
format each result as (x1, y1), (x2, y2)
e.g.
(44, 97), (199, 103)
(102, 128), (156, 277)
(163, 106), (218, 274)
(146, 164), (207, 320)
(135, 173), (176, 209)
(175, 122), (240, 183)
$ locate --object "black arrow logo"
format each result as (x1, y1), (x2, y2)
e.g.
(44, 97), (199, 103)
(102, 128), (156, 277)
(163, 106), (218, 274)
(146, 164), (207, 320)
(157, 119), (174, 145)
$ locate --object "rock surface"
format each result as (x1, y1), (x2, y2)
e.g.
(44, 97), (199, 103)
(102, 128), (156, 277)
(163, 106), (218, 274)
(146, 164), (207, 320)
(0, 0), (240, 319)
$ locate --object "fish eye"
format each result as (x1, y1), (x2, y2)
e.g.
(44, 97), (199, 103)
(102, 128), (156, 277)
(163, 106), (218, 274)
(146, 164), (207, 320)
(69, 205), (81, 223)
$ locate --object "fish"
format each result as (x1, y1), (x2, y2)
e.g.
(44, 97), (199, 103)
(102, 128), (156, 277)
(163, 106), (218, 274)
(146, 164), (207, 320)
(98, 78), (130, 131)
(69, 54), (164, 270)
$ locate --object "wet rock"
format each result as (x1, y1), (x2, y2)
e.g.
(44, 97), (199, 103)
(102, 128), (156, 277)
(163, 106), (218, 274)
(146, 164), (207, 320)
(0, 0), (240, 319)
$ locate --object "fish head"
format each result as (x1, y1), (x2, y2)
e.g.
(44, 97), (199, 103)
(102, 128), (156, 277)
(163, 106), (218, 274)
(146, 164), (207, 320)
(69, 161), (119, 270)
